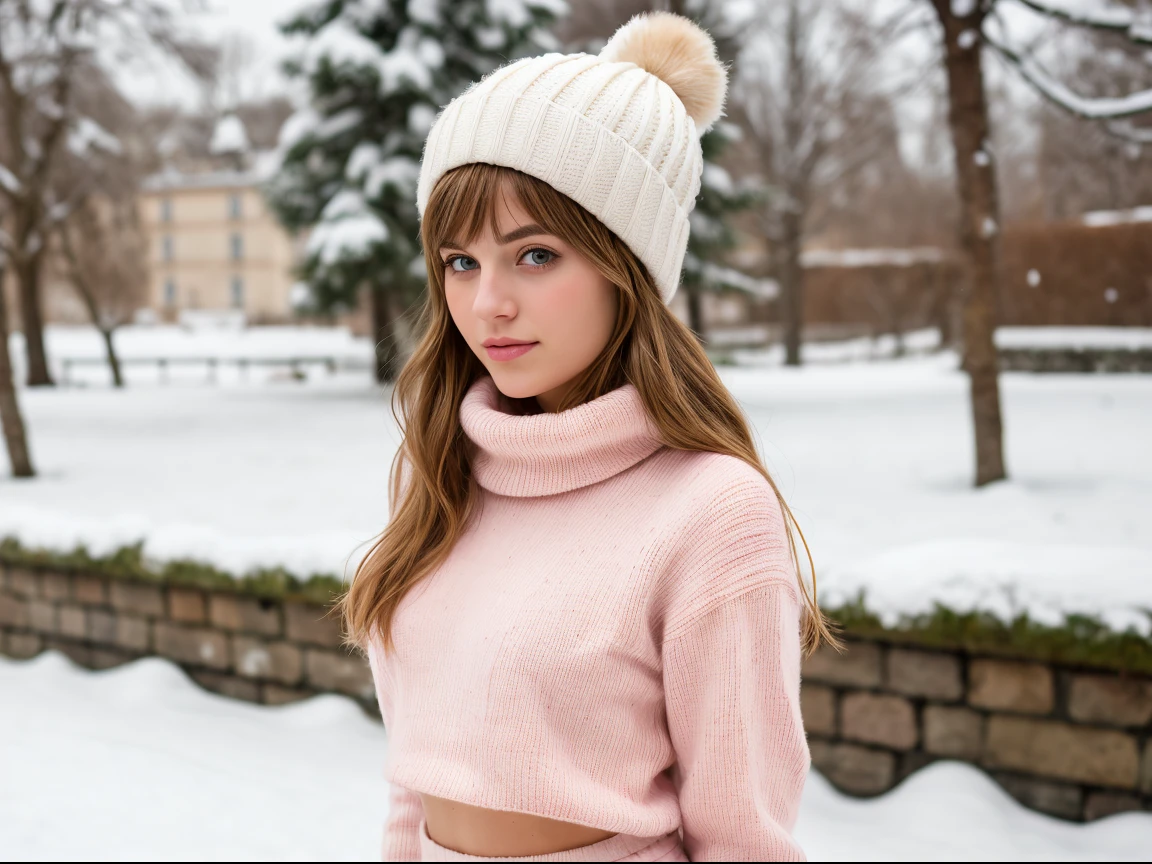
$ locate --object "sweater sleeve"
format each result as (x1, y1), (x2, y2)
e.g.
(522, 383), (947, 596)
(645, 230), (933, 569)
(382, 782), (424, 861)
(366, 634), (425, 861)
(659, 464), (810, 861)
(663, 583), (809, 862)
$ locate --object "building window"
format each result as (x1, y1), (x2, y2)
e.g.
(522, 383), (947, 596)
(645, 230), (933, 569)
(228, 193), (242, 219)
(230, 232), (243, 261)
(230, 275), (244, 309)
(163, 278), (177, 306)
(160, 197), (173, 222)
(162, 235), (173, 262)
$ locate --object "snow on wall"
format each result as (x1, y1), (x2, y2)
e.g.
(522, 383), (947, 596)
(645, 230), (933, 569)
(1082, 206), (1152, 227)
(825, 539), (1152, 635)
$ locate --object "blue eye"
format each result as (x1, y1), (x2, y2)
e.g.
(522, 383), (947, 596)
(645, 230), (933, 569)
(445, 255), (478, 272)
(521, 248), (556, 267)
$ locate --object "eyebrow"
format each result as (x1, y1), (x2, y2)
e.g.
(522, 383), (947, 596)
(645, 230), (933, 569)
(440, 224), (547, 251)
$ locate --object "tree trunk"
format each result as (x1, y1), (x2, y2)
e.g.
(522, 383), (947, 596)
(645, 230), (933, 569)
(0, 263), (35, 478)
(15, 253), (54, 387)
(778, 0), (808, 368)
(683, 281), (705, 345)
(101, 328), (124, 388)
(892, 271), (907, 358)
(931, 264), (953, 349)
(779, 208), (804, 366)
(370, 283), (400, 384)
(933, 2), (1006, 486)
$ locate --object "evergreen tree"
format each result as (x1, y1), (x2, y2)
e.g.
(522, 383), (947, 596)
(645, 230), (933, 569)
(661, 0), (763, 342)
(680, 121), (766, 342)
(266, 0), (567, 381)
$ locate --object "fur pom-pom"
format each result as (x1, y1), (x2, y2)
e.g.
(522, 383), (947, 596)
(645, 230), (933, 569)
(599, 11), (727, 134)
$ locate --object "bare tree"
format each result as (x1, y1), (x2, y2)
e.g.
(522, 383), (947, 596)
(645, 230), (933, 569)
(204, 31), (257, 114)
(55, 197), (148, 387)
(554, 0), (653, 47)
(927, 0), (1008, 486)
(730, 0), (920, 366)
(0, 0), (211, 387)
(921, 0), (1152, 486)
(0, 248), (33, 477)
(32, 52), (150, 388)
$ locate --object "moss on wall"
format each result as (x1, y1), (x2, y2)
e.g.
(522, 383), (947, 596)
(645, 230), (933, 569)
(829, 597), (1152, 675)
(5, 535), (1151, 673)
(0, 537), (344, 605)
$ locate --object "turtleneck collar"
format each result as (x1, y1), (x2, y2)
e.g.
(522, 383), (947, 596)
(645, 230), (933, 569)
(459, 375), (665, 497)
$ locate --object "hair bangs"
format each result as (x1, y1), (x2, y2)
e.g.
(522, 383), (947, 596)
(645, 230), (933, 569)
(422, 163), (610, 264)
(423, 164), (529, 256)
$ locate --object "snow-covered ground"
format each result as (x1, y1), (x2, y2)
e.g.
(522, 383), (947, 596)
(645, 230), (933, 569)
(3, 326), (1151, 631)
(15, 324), (374, 363)
(21, 323), (1152, 381)
(10, 325), (376, 388)
(720, 326), (1152, 359)
(2, 651), (1149, 862)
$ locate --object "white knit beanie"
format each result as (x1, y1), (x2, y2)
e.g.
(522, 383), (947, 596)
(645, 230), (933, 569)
(415, 11), (728, 306)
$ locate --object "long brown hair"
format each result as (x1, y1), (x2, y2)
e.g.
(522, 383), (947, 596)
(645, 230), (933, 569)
(339, 162), (838, 657)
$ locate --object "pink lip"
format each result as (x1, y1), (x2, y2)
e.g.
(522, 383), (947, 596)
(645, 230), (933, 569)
(485, 342), (538, 361)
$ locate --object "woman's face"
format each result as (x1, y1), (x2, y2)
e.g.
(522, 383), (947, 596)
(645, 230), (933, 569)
(440, 185), (618, 413)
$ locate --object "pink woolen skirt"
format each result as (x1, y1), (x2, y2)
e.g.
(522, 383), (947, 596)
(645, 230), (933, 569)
(416, 818), (689, 862)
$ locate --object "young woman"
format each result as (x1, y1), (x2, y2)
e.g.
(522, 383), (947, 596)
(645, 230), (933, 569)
(341, 11), (836, 862)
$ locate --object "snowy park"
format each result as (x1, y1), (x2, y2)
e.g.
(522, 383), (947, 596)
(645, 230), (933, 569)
(5, 325), (1151, 635)
(4, 0), (1152, 856)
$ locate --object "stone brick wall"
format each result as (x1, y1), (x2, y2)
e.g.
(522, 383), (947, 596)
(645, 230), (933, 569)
(0, 565), (376, 711)
(2, 564), (1150, 822)
(803, 640), (1152, 822)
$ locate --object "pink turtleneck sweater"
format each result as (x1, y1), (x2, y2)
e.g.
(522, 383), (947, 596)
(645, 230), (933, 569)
(365, 375), (809, 862)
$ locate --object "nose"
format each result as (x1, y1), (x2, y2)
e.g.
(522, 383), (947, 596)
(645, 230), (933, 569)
(472, 266), (516, 320)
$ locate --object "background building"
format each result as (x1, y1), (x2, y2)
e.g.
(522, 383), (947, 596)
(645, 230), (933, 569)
(139, 162), (305, 325)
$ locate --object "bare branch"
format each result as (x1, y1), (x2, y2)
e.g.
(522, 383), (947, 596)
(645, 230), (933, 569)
(1102, 118), (1152, 144)
(987, 32), (1152, 119)
(1006, 0), (1152, 46)
(55, 213), (100, 324)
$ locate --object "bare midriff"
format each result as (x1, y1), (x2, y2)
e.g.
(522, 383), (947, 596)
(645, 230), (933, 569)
(418, 792), (620, 857)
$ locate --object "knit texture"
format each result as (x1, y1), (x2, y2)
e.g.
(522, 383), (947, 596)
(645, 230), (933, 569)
(415, 13), (725, 306)
(366, 375), (809, 862)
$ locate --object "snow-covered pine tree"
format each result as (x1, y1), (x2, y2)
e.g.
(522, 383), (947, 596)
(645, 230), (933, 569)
(680, 121), (765, 342)
(266, 0), (568, 382)
(660, 0), (761, 343)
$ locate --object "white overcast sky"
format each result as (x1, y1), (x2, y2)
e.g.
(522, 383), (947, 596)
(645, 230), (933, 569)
(114, 0), (307, 110)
